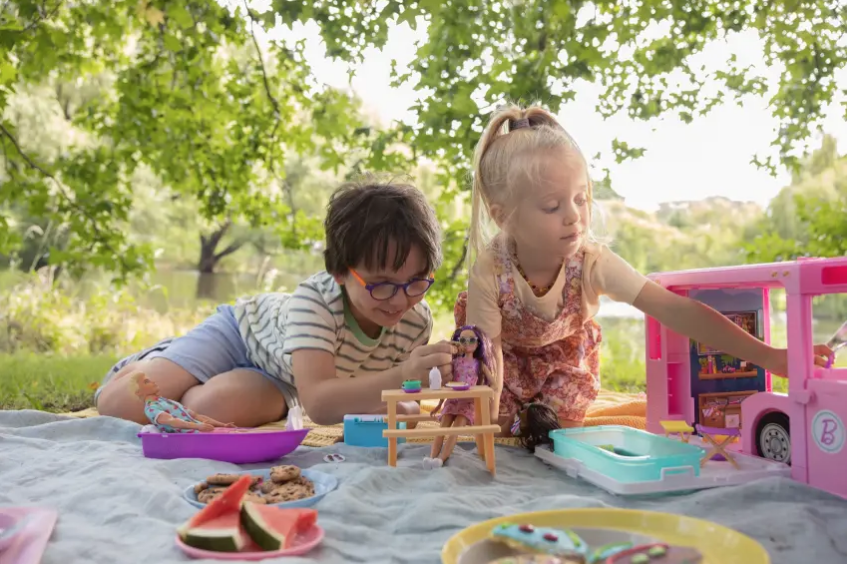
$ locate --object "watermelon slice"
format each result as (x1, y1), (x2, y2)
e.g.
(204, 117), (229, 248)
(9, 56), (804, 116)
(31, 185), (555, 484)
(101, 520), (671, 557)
(177, 475), (252, 550)
(180, 512), (245, 552)
(240, 506), (318, 551)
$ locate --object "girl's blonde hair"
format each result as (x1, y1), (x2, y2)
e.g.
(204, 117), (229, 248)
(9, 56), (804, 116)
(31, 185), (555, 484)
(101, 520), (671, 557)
(468, 103), (596, 269)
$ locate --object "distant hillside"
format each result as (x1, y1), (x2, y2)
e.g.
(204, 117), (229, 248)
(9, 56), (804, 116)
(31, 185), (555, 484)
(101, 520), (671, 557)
(596, 196), (762, 274)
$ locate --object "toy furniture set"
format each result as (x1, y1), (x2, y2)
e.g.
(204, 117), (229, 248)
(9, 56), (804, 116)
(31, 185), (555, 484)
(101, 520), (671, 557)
(381, 385), (499, 474)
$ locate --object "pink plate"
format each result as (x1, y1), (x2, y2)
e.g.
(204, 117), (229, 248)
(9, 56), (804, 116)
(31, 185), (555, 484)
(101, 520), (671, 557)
(0, 507), (58, 564)
(445, 382), (470, 391)
(175, 525), (324, 560)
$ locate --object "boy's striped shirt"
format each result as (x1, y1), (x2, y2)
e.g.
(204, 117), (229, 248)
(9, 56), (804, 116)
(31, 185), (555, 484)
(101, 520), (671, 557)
(233, 271), (432, 409)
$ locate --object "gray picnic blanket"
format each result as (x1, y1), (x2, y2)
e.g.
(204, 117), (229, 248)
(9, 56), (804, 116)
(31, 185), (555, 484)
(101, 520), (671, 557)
(0, 410), (845, 563)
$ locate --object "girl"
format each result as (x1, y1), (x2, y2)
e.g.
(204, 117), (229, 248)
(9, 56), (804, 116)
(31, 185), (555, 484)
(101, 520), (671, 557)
(455, 104), (833, 442)
(423, 324), (495, 468)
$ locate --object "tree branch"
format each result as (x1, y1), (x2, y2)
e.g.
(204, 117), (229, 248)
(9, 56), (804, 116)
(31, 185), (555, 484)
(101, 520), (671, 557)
(0, 123), (114, 254)
(242, 0), (282, 168)
(213, 239), (246, 261)
(21, 0), (61, 33)
(449, 234), (469, 280)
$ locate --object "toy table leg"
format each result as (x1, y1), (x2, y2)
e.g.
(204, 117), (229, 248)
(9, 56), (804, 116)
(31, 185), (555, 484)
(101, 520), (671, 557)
(478, 397), (496, 475)
(473, 399), (485, 460)
(387, 400), (398, 467)
(701, 434), (740, 469)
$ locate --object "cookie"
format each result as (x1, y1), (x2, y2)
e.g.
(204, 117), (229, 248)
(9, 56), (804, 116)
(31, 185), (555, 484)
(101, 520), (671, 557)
(193, 481), (208, 495)
(259, 480), (279, 494)
(206, 473), (244, 485)
(606, 544), (702, 564)
(265, 479), (314, 503)
(490, 524), (588, 559)
(269, 465), (301, 483)
(242, 491), (268, 505)
(197, 486), (226, 504)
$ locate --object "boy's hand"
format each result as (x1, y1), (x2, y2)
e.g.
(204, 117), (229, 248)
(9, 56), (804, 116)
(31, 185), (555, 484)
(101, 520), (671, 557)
(401, 341), (457, 382)
(769, 344), (833, 377)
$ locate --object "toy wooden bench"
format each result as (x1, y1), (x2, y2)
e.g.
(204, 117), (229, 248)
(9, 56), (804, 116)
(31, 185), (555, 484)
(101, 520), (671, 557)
(381, 385), (499, 475)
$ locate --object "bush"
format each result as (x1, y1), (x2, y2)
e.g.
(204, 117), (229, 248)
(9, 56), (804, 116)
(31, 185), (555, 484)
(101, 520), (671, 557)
(0, 272), (211, 355)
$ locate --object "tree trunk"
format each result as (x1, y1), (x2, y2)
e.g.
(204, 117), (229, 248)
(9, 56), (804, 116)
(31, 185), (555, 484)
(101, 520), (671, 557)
(197, 220), (245, 274)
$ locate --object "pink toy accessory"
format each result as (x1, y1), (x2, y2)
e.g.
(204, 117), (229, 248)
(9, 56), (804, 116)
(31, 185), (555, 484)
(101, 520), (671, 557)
(175, 525), (324, 560)
(0, 507), (58, 564)
(645, 256), (847, 499)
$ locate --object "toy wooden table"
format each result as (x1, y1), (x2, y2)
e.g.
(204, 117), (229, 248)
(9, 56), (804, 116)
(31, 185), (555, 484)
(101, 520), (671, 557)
(381, 385), (499, 475)
(696, 424), (741, 469)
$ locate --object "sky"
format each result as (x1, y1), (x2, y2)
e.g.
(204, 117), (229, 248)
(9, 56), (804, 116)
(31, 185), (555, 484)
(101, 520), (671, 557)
(263, 11), (847, 213)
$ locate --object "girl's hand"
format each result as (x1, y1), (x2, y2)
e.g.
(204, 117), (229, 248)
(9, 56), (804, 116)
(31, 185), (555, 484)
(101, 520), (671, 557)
(769, 344), (834, 377)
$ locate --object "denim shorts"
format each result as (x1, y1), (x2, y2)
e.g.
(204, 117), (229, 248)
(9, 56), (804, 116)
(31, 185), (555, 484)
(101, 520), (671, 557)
(95, 304), (293, 404)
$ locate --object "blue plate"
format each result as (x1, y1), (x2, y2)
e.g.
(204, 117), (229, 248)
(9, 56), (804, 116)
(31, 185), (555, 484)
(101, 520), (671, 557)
(183, 468), (337, 509)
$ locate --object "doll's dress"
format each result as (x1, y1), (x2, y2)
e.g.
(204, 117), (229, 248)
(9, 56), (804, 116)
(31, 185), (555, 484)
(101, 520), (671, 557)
(439, 357), (479, 424)
(144, 396), (203, 433)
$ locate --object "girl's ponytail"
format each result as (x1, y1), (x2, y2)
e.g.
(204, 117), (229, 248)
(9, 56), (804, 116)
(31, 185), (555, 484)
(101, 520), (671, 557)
(468, 105), (523, 271)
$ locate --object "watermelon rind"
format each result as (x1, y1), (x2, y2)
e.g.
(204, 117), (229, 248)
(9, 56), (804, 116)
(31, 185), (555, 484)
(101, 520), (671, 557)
(182, 524), (244, 552)
(240, 503), (288, 551)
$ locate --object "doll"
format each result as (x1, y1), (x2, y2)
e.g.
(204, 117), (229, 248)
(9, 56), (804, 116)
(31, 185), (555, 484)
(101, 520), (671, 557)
(128, 371), (235, 433)
(423, 324), (495, 469)
(514, 399), (562, 453)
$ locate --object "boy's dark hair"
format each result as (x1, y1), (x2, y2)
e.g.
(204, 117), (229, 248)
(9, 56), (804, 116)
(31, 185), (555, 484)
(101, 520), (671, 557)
(323, 176), (443, 277)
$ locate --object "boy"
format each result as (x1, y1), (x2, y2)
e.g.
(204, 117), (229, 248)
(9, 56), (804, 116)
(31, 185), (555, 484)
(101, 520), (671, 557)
(96, 178), (456, 427)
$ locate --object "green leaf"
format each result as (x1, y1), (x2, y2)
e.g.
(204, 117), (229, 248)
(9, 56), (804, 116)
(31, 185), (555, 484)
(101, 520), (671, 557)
(163, 34), (181, 52)
(167, 5), (194, 29)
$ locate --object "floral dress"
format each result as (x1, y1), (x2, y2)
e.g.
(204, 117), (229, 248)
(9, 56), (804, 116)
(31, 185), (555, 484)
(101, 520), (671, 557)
(439, 357), (480, 424)
(455, 238), (602, 423)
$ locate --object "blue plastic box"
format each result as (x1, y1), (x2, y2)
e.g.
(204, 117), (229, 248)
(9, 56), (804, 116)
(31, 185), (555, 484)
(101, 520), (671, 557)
(549, 425), (703, 483)
(343, 415), (407, 447)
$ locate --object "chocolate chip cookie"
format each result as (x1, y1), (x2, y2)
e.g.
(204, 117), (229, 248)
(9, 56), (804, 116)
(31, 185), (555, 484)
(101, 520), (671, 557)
(269, 465), (301, 483)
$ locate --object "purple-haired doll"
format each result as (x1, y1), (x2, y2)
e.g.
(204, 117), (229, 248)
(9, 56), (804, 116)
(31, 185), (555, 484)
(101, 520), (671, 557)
(423, 324), (496, 469)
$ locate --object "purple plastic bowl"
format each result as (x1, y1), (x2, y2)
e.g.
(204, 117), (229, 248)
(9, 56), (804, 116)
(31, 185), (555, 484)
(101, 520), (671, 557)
(136, 428), (310, 463)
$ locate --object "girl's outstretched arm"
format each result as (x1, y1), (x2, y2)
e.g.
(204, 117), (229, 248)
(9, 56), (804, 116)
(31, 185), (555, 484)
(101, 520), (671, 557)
(633, 282), (832, 377)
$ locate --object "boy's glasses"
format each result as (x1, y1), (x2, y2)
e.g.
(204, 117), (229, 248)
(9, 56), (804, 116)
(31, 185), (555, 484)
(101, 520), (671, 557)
(349, 269), (434, 301)
(455, 336), (478, 346)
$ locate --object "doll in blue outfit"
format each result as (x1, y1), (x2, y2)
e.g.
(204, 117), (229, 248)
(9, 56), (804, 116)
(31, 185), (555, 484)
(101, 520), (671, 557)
(129, 371), (235, 433)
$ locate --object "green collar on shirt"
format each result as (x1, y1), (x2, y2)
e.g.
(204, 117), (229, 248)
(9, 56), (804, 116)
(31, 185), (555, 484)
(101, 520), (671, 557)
(342, 290), (384, 346)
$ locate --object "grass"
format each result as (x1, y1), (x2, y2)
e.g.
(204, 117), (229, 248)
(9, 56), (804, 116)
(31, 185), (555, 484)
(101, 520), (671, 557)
(0, 353), (118, 411)
(1, 313), (843, 414)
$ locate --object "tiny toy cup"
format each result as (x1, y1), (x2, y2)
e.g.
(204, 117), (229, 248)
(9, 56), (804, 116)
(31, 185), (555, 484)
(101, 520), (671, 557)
(401, 379), (422, 393)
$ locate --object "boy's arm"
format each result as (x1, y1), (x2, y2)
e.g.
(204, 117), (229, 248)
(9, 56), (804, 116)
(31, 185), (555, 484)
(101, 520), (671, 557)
(292, 342), (455, 425)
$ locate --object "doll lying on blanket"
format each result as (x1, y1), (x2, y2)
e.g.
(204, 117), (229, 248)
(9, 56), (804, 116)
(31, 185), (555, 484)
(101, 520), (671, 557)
(128, 371), (235, 433)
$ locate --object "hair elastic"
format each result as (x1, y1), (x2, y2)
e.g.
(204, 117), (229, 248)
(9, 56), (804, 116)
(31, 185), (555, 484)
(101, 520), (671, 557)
(509, 118), (530, 131)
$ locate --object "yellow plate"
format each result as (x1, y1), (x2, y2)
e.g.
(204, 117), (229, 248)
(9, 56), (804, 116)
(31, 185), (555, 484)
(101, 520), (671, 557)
(441, 508), (769, 564)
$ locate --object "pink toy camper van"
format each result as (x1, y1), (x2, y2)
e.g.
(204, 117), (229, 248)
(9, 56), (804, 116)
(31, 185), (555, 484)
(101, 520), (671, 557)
(645, 256), (847, 498)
